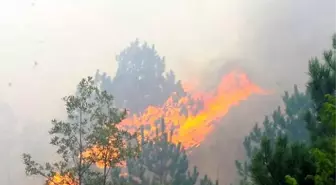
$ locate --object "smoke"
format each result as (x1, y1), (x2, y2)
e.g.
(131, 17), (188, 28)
(188, 1), (335, 184)
(236, 0), (335, 90)
(0, 0), (335, 184)
(190, 0), (335, 93)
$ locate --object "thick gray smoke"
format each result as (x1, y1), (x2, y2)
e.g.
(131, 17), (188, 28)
(191, 1), (335, 184)
(200, 0), (335, 93)
(0, 0), (334, 184)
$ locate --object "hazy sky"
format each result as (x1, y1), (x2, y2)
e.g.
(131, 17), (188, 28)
(0, 0), (335, 184)
(0, 0), (249, 121)
(0, 0), (334, 122)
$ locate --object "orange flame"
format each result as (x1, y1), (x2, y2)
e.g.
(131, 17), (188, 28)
(82, 137), (127, 168)
(47, 173), (78, 185)
(120, 71), (267, 149)
(48, 70), (267, 183)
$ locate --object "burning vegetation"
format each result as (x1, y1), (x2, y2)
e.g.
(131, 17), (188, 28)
(15, 13), (336, 185)
(119, 70), (266, 149)
(22, 36), (336, 185)
(22, 40), (266, 185)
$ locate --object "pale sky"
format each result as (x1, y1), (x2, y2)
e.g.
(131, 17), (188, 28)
(0, 0), (251, 121)
(0, 0), (334, 122)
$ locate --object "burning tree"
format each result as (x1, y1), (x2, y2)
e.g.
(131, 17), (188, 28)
(123, 119), (218, 185)
(22, 76), (138, 185)
(94, 39), (265, 156)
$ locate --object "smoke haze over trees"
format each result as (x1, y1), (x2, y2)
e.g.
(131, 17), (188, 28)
(235, 35), (336, 185)
(0, 0), (335, 185)
(19, 34), (336, 185)
(94, 40), (185, 114)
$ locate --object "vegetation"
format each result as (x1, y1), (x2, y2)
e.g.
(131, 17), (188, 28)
(94, 39), (185, 114)
(235, 85), (314, 185)
(22, 34), (335, 185)
(125, 120), (218, 185)
(21, 77), (217, 185)
(235, 34), (336, 185)
(22, 40), (216, 185)
(22, 77), (138, 185)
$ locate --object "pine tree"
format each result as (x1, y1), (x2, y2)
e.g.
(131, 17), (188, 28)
(283, 94), (335, 185)
(22, 76), (138, 185)
(305, 34), (336, 139)
(200, 175), (219, 185)
(94, 40), (185, 114)
(125, 119), (216, 185)
(236, 33), (336, 185)
(235, 85), (312, 185)
(284, 35), (333, 185)
(307, 95), (335, 185)
(306, 34), (336, 110)
(249, 136), (315, 185)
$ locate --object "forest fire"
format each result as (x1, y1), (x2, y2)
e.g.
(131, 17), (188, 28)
(48, 70), (267, 185)
(119, 70), (267, 149)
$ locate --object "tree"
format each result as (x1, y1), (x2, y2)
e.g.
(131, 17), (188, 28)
(94, 39), (185, 114)
(22, 76), (138, 185)
(307, 95), (335, 185)
(249, 136), (315, 185)
(200, 175), (219, 185)
(235, 85), (312, 185)
(306, 34), (336, 109)
(282, 94), (335, 185)
(235, 33), (336, 185)
(305, 34), (336, 137)
(297, 34), (336, 185)
(125, 119), (216, 185)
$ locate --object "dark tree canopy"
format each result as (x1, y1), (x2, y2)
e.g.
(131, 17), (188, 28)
(107, 119), (217, 185)
(235, 34), (336, 185)
(95, 39), (185, 114)
(306, 34), (336, 109)
(235, 85), (312, 185)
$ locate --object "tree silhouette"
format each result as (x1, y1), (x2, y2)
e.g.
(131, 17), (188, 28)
(95, 40), (185, 114)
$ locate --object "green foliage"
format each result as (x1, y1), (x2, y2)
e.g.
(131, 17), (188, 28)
(92, 40), (209, 184)
(22, 41), (216, 185)
(285, 175), (298, 185)
(200, 175), (219, 185)
(250, 136), (315, 185)
(307, 95), (336, 185)
(236, 33), (336, 185)
(126, 119), (200, 185)
(122, 119), (216, 185)
(302, 35), (336, 185)
(235, 85), (312, 185)
(22, 76), (138, 185)
(281, 95), (336, 185)
(306, 34), (336, 109)
(306, 51), (336, 140)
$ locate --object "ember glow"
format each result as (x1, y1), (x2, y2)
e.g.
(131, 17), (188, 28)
(119, 70), (267, 149)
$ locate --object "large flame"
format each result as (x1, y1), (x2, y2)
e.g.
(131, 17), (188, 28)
(82, 137), (127, 168)
(119, 70), (267, 149)
(47, 173), (78, 185)
(47, 70), (267, 184)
